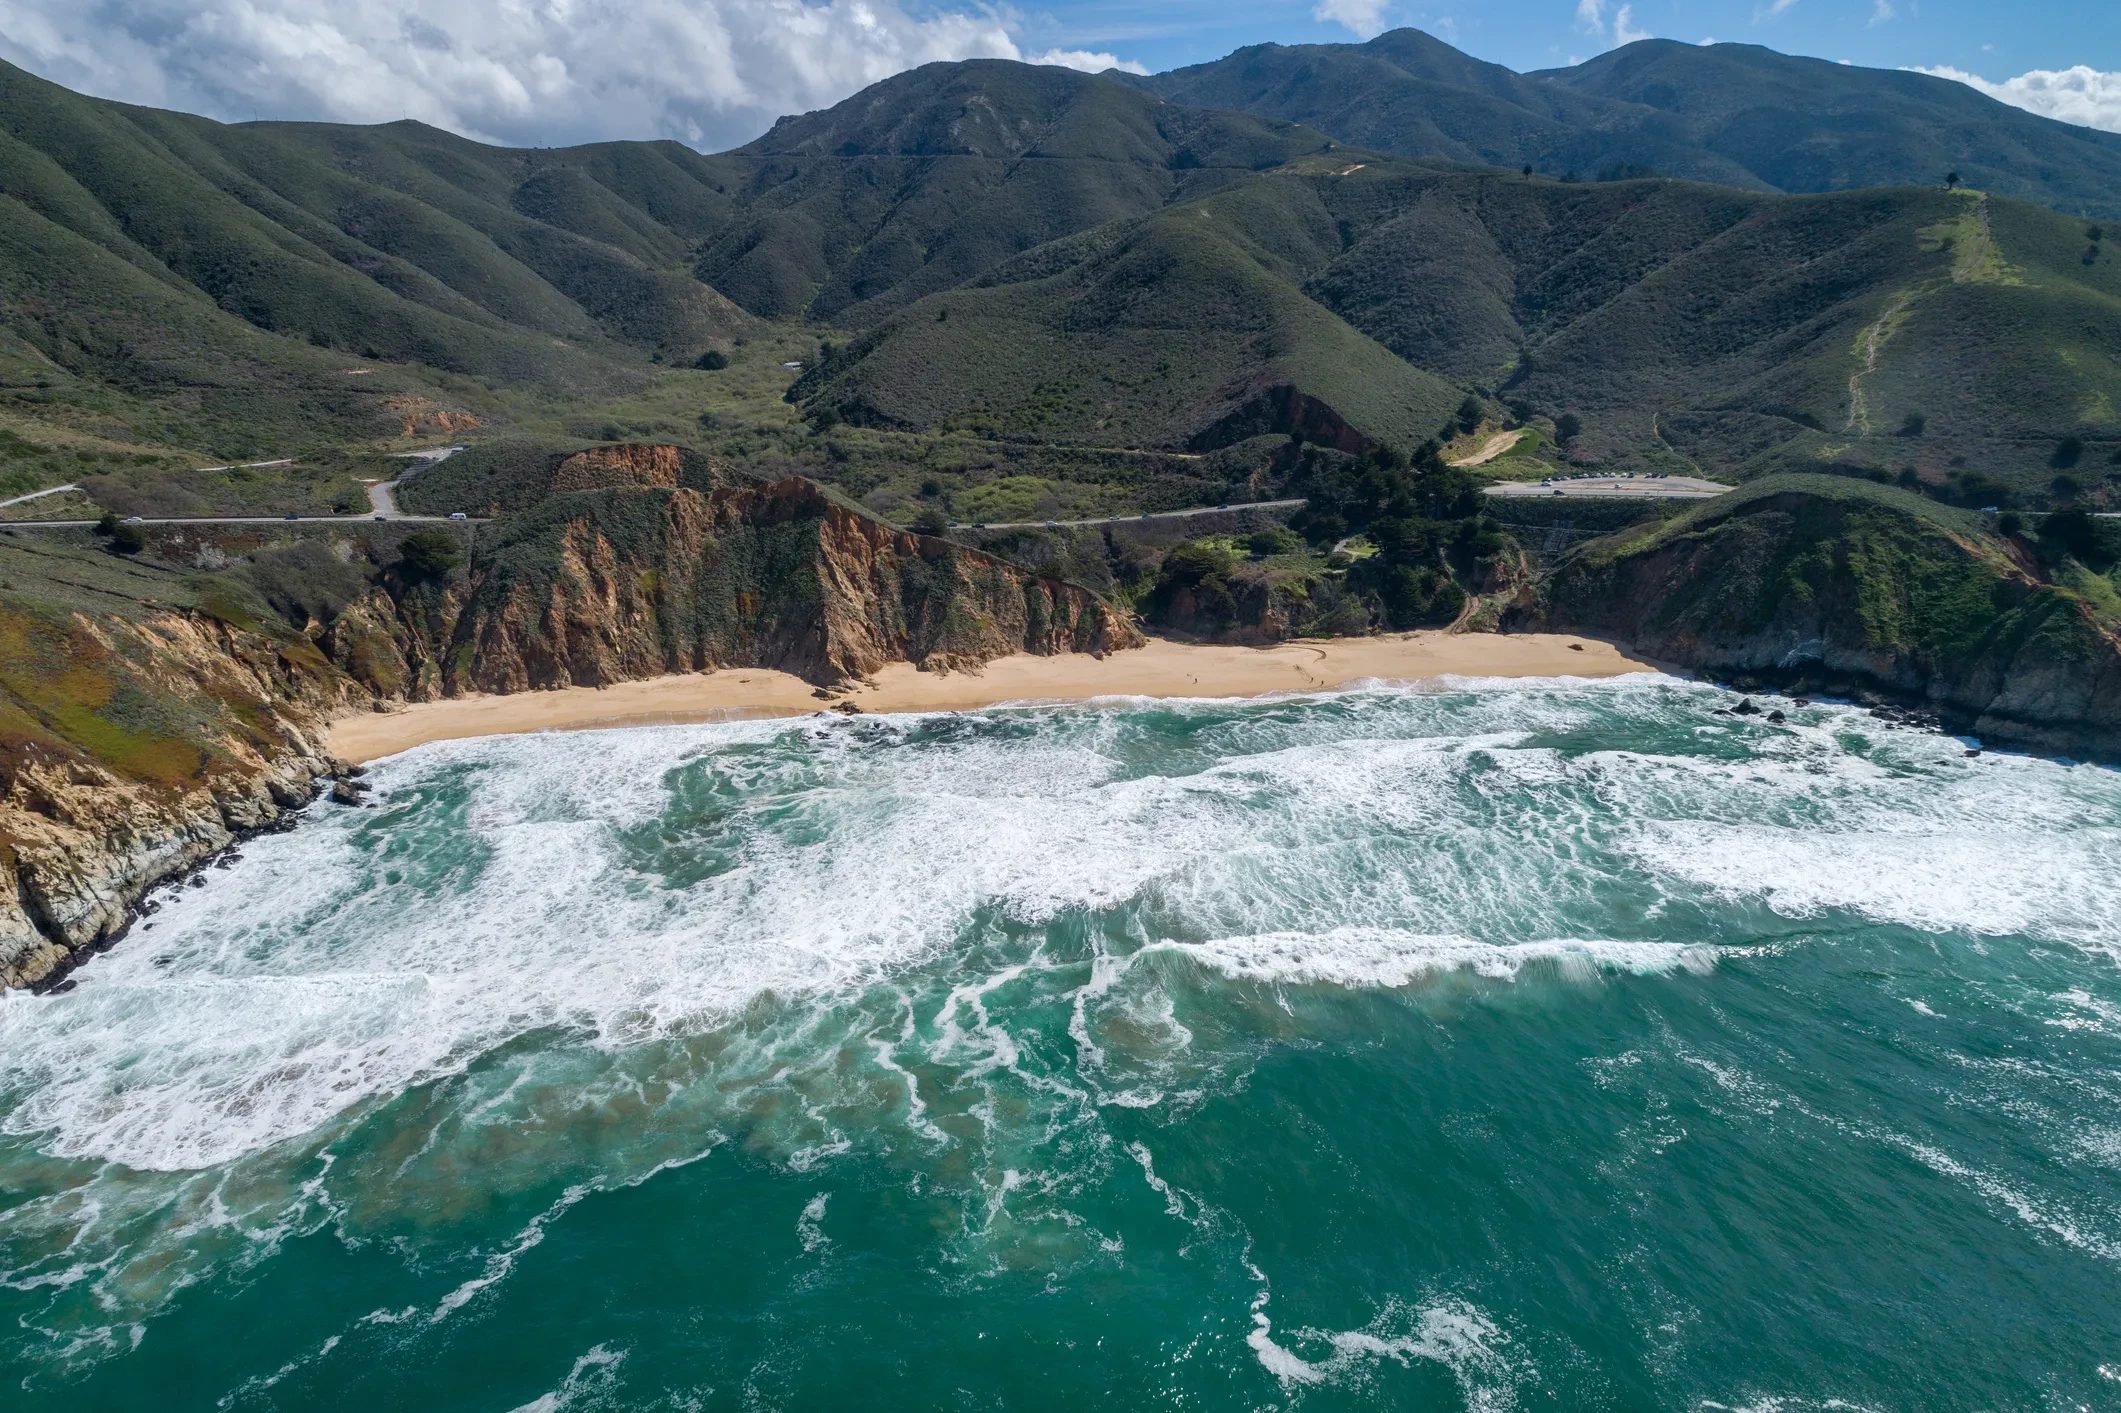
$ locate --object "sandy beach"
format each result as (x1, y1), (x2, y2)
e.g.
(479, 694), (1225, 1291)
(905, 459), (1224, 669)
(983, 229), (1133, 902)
(329, 632), (1660, 762)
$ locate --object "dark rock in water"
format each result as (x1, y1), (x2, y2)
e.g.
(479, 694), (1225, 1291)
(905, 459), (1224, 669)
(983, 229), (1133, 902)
(1767, 710), (1787, 723)
(331, 780), (365, 806)
(1712, 707), (1734, 717)
(1793, 699), (1812, 708)
(187, 875), (206, 889)
(1732, 698), (1761, 716)
(832, 701), (864, 715)
(1966, 748), (1983, 758)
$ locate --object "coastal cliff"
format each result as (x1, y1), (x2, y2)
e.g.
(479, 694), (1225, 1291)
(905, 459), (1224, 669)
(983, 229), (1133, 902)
(0, 474), (1140, 988)
(0, 601), (350, 988)
(1516, 477), (2121, 757)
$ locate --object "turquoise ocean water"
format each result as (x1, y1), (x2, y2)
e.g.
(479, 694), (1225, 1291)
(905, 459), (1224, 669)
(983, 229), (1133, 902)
(3, 676), (2119, 1411)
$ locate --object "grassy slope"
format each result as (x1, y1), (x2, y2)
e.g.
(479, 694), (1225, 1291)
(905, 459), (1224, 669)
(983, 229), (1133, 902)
(699, 60), (1335, 325)
(1293, 170), (2120, 493)
(789, 170), (1463, 451)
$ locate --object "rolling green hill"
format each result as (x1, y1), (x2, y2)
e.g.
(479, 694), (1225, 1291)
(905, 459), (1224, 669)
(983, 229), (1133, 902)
(789, 160), (2119, 492)
(1130, 31), (2121, 220)
(697, 60), (1334, 325)
(0, 47), (2113, 518)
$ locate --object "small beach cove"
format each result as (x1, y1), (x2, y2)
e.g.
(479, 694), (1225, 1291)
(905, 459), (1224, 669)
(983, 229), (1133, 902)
(328, 632), (1658, 762)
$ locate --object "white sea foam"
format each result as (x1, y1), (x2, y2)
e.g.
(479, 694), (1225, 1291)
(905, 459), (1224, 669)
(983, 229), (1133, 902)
(1156, 928), (1719, 989)
(1248, 1297), (1524, 1407)
(0, 678), (2114, 1186)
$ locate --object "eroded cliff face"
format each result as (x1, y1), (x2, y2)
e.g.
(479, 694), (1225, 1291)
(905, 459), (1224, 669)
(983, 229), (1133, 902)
(1521, 488), (2121, 757)
(0, 607), (352, 988)
(0, 477), (1141, 986)
(438, 479), (1141, 694)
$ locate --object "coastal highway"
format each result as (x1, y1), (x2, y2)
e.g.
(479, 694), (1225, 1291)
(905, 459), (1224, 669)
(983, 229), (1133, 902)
(2, 513), (484, 528)
(964, 499), (1306, 531)
(1484, 475), (1730, 499)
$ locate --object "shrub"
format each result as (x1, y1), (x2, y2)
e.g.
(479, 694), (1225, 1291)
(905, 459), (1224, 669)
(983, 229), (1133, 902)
(1246, 526), (1303, 557)
(396, 530), (461, 583)
(107, 522), (144, 555)
(1554, 412), (1582, 443)
(95, 511), (118, 536)
(1897, 412), (1925, 437)
(2052, 474), (2083, 502)
(1996, 511), (2023, 537)
(2052, 435), (2085, 469)
(695, 349), (728, 370)
(909, 506), (949, 535)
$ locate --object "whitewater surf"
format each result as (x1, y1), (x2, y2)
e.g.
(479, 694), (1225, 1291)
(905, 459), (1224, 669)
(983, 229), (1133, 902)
(2, 677), (2116, 1410)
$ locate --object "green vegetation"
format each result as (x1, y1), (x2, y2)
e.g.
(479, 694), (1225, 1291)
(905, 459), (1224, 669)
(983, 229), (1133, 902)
(395, 531), (462, 583)
(1133, 29), (2121, 219)
(1537, 476), (2121, 742)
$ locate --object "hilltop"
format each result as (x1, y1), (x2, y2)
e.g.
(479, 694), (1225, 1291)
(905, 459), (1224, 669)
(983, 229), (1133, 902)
(1128, 31), (2121, 219)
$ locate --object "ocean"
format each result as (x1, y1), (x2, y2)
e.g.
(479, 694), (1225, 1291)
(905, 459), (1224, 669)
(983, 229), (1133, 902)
(2, 676), (2117, 1411)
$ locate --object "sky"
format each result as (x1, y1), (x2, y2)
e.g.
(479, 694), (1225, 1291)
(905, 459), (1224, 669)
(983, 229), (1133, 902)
(0, 0), (2112, 153)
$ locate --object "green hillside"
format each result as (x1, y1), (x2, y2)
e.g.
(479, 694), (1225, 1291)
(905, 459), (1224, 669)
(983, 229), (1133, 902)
(788, 160), (2118, 495)
(787, 180), (1463, 452)
(698, 60), (1334, 325)
(0, 49), (2113, 525)
(1132, 31), (2121, 220)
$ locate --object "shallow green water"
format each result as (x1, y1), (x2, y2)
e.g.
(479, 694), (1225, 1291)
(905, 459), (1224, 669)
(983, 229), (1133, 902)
(4, 678), (2119, 1411)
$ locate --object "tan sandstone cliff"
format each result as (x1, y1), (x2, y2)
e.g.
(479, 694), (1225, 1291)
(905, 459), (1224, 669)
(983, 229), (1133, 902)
(0, 475), (1140, 987)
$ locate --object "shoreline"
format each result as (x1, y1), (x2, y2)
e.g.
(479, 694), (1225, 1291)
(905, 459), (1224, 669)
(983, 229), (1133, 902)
(330, 633), (1661, 763)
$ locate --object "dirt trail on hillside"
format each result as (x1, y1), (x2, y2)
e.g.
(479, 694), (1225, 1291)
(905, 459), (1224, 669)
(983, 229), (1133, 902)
(1451, 430), (1525, 466)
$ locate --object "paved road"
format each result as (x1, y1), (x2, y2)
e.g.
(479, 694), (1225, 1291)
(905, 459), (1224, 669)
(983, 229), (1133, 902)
(369, 445), (466, 519)
(0, 483), (81, 510)
(964, 499), (1305, 531)
(3, 514), (483, 529)
(1485, 475), (1729, 499)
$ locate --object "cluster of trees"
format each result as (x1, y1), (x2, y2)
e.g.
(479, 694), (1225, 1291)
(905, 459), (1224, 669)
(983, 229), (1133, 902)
(1287, 442), (1510, 628)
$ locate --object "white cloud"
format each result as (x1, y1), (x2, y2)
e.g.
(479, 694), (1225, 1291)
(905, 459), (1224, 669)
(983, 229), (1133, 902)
(1027, 49), (1150, 77)
(0, 0), (1154, 151)
(1577, 0), (1649, 49)
(1910, 64), (2121, 134)
(1869, 0), (1895, 25)
(1315, 0), (1393, 37)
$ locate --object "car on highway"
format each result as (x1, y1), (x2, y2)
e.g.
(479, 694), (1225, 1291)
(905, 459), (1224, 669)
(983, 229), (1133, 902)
(284, 512), (299, 520)
(374, 515), (388, 522)
(449, 512), (468, 520)
(123, 515), (144, 523)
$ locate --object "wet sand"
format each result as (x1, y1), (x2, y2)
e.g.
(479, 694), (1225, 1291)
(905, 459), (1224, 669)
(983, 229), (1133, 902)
(329, 632), (1659, 763)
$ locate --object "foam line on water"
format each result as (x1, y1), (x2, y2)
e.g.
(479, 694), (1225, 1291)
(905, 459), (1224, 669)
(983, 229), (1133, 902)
(1155, 928), (1720, 988)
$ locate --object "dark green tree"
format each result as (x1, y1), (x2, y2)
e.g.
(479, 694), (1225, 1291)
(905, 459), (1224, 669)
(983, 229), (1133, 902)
(396, 530), (461, 583)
